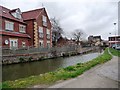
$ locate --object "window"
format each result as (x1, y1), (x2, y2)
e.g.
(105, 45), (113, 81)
(47, 41), (50, 48)
(46, 29), (50, 39)
(19, 24), (26, 33)
(9, 39), (18, 49)
(42, 15), (47, 22)
(11, 9), (21, 19)
(39, 26), (44, 38)
(47, 43), (50, 48)
(5, 21), (14, 31)
(39, 40), (44, 47)
(16, 10), (21, 19)
(42, 15), (47, 27)
(22, 42), (26, 47)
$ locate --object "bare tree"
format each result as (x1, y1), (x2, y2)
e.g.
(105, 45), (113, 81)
(50, 17), (63, 46)
(72, 29), (83, 45)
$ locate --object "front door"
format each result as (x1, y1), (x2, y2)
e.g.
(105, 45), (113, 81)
(9, 39), (18, 49)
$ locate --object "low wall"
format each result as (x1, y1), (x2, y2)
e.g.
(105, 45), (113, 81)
(2, 46), (100, 65)
(2, 51), (78, 65)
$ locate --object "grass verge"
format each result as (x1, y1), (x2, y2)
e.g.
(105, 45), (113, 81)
(2, 48), (112, 88)
(109, 48), (120, 57)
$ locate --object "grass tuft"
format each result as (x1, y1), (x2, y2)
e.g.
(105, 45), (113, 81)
(109, 48), (120, 57)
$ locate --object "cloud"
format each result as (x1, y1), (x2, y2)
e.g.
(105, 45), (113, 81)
(0, 0), (118, 40)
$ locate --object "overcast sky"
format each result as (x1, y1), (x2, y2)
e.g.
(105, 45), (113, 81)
(1, 0), (119, 40)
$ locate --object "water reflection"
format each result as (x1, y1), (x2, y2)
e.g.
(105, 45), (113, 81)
(3, 52), (100, 81)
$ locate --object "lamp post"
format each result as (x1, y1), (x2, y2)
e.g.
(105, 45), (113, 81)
(113, 23), (117, 45)
(109, 32), (111, 47)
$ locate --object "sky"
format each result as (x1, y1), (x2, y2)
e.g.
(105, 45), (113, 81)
(0, 0), (119, 40)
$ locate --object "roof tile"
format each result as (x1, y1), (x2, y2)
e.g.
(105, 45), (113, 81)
(22, 8), (44, 20)
(0, 6), (25, 23)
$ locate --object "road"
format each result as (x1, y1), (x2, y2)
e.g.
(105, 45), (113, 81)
(49, 56), (119, 88)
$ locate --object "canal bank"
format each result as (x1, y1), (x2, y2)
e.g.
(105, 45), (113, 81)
(48, 56), (118, 88)
(2, 48), (112, 88)
(3, 52), (100, 81)
(2, 47), (99, 65)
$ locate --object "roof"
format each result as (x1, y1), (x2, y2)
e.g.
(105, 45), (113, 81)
(93, 36), (101, 38)
(109, 36), (120, 38)
(22, 8), (44, 20)
(0, 6), (25, 23)
(0, 31), (31, 38)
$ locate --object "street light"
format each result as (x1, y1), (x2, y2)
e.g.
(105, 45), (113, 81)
(114, 23), (117, 46)
(109, 32), (111, 47)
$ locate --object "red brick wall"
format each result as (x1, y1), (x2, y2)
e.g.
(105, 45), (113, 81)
(2, 18), (30, 48)
(36, 8), (52, 47)
(2, 35), (9, 48)
(2, 35), (30, 48)
(24, 20), (34, 47)
(18, 37), (30, 48)
(2, 18), (26, 32)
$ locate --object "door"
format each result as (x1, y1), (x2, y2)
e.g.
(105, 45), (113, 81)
(9, 39), (18, 49)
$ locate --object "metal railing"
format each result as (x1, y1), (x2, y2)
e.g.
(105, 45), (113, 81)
(2, 45), (78, 56)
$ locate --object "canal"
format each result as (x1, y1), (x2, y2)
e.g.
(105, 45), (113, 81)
(3, 52), (101, 81)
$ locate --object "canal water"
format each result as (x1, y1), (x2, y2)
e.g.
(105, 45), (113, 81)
(3, 52), (101, 81)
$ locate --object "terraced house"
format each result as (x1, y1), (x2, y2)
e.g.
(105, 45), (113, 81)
(0, 6), (52, 49)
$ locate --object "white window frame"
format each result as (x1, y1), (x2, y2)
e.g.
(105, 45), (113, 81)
(11, 9), (21, 19)
(39, 26), (43, 33)
(5, 21), (14, 31)
(47, 29), (50, 34)
(42, 15), (47, 22)
(19, 24), (26, 33)
(16, 10), (21, 19)
(22, 42), (26, 47)
(47, 41), (50, 48)
(9, 38), (18, 49)
(39, 26), (44, 38)
(42, 15), (47, 27)
(39, 40), (44, 47)
(47, 29), (50, 39)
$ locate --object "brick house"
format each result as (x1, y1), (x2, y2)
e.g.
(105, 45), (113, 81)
(88, 35), (102, 46)
(0, 6), (31, 49)
(57, 37), (77, 47)
(22, 8), (52, 48)
(0, 6), (52, 49)
(108, 36), (120, 47)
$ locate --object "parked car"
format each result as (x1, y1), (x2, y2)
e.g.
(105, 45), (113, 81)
(112, 44), (120, 50)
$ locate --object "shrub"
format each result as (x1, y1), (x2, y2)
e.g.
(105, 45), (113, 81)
(28, 57), (33, 62)
(19, 57), (25, 63)
(40, 56), (45, 60)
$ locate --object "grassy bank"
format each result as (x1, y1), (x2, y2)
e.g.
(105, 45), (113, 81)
(2, 48), (112, 88)
(109, 48), (120, 57)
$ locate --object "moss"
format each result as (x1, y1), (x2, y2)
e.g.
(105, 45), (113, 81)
(2, 48), (112, 88)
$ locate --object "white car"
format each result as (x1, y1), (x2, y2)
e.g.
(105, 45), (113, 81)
(112, 44), (120, 50)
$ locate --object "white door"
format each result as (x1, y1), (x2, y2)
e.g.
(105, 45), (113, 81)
(9, 39), (18, 49)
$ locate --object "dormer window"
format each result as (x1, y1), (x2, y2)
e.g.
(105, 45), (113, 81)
(11, 8), (22, 19)
(16, 9), (21, 19)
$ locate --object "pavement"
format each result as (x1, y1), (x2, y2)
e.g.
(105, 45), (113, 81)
(49, 56), (119, 88)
